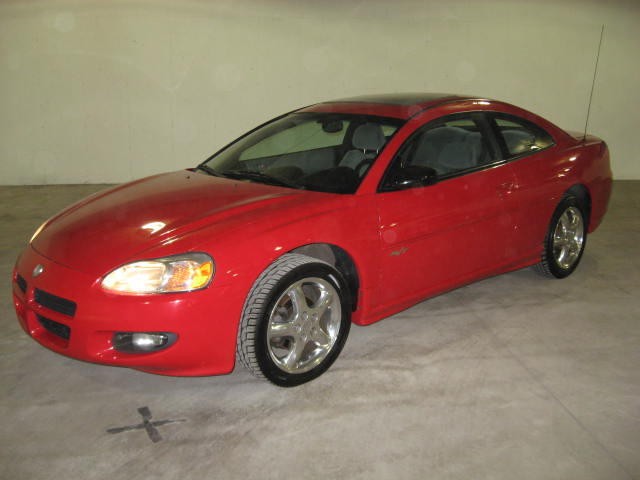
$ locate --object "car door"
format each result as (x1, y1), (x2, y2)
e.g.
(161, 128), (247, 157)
(374, 112), (520, 308)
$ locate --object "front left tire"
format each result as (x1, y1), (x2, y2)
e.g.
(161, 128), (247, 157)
(237, 253), (351, 387)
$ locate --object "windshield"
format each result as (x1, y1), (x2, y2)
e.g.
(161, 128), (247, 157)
(200, 113), (403, 194)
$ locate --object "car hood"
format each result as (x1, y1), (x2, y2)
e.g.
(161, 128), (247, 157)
(31, 170), (307, 275)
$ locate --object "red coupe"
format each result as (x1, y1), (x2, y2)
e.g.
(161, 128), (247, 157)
(12, 94), (612, 386)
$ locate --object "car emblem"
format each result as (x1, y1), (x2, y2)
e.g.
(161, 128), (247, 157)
(32, 264), (44, 278)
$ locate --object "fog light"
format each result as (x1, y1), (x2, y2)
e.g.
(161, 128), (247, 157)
(113, 332), (177, 353)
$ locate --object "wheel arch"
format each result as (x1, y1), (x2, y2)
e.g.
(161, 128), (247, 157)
(289, 243), (360, 312)
(565, 184), (592, 229)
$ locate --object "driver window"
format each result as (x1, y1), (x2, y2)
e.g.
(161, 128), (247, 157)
(381, 114), (492, 191)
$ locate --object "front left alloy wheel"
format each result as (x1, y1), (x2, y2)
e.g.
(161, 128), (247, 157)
(237, 253), (351, 387)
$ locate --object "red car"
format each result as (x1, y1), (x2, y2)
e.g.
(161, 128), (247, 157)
(12, 93), (612, 386)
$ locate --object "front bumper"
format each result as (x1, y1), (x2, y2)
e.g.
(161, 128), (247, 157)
(12, 246), (243, 376)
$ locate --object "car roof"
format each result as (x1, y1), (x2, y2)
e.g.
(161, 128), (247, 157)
(298, 93), (480, 119)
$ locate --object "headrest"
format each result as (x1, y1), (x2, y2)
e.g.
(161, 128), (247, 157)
(352, 123), (386, 151)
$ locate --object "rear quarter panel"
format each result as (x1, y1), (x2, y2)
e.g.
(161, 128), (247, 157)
(580, 137), (613, 232)
(508, 135), (612, 262)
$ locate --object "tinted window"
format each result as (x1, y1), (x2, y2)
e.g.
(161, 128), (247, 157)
(381, 114), (494, 191)
(493, 115), (554, 158)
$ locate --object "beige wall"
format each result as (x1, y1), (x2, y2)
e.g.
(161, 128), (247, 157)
(1, 0), (638, 184)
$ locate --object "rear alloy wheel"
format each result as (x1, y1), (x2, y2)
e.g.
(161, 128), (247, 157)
(535, 195), (587, 278)
(237, 253), (351, 387)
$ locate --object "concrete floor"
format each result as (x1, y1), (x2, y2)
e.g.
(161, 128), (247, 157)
(1, 181), (638, 480)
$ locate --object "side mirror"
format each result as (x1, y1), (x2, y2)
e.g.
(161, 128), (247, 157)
(417, 166), (439, 186)
(385, 166), (438, 191)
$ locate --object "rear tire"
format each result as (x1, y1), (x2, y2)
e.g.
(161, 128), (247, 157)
(237, 253), (351, 387)
(535, 194), (587, 279)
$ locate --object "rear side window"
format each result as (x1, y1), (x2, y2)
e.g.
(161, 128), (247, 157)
(493, 115), (554, 158)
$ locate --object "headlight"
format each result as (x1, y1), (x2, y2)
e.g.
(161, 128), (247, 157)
(101, 253), (214, 294)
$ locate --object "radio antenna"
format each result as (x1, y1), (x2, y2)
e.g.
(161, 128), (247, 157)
(584, 24), (604, 141)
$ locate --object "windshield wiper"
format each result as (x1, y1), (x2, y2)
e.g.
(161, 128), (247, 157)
(195, 165), (224, 177)
(219, 170), (302, 189)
